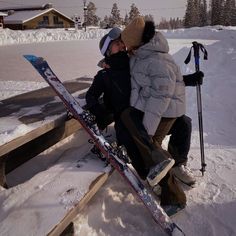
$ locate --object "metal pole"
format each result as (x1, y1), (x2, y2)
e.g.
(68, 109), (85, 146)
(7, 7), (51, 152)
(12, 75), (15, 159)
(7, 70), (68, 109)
(83, 0), (87, 32)
(192, 41), (207, 176)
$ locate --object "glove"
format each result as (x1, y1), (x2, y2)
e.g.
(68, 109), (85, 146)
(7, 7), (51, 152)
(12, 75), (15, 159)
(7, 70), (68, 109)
(183, 71), (204, 87)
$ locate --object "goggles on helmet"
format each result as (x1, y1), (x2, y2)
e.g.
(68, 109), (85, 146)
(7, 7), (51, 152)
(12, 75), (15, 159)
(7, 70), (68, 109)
(100, 27), (122, 56)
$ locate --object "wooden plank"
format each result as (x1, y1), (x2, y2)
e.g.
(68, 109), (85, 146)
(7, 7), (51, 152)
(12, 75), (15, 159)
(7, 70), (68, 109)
(5, 118), (82, 173)
(0, 80), (90, 158)
(48, 171), (113, 236)
(0, 118), (82, 186)
(0, 150), (113, 236)
(0, 116), (65, 157)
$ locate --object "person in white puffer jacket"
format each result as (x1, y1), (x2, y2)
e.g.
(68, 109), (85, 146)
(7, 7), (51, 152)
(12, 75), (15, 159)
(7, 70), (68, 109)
(121, 17), (185, 147)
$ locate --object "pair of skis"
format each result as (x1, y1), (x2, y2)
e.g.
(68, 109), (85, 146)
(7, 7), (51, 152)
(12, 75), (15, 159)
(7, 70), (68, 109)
(24, 55), (185, 236)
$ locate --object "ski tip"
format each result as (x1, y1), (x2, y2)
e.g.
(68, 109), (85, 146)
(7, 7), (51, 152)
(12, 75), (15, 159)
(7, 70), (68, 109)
(23, 54), (38, 62)
(23, 55), (44, 63)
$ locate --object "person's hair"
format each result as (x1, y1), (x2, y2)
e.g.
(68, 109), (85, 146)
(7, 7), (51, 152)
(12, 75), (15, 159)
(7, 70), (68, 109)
(142, 21), (155, 44)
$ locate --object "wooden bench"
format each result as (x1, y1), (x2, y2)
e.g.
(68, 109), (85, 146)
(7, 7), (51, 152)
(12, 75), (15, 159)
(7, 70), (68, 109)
(0, 80), (90, 187)
(0, 79), (116, 234)
(0, 141), (113, 235)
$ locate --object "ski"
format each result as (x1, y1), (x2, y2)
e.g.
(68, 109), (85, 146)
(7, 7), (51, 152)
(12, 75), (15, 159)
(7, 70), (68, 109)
(24, 55), (185, 236)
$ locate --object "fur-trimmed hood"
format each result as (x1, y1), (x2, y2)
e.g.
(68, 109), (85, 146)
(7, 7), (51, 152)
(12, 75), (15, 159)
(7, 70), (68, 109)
(135, 32), (169, 58)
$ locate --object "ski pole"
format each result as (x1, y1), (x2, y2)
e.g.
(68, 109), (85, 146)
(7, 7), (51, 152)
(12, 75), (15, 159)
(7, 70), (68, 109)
(184, 41), (208, 176)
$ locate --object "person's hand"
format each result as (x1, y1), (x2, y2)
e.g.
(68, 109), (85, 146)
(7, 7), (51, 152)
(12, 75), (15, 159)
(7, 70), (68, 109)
(97, 58), (110, 68)
(183, 71), (204, 86)
(194, 71), (204, 85)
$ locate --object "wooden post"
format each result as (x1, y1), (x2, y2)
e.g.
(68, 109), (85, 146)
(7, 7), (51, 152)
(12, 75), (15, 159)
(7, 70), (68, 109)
(0, 158), (7, 188)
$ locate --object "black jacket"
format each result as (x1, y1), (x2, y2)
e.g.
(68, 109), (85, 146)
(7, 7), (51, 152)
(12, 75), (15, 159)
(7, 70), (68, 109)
(86, 51), (131, 127)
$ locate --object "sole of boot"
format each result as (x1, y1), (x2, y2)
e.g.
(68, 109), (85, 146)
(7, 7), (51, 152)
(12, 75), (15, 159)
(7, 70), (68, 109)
(161, 204), (185, 217)
(147, 159), (175, 187)
(173, 174), (196, 187)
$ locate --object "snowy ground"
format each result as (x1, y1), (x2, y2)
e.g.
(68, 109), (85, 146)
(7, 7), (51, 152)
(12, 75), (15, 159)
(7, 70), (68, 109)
(0, 26), (236, 236)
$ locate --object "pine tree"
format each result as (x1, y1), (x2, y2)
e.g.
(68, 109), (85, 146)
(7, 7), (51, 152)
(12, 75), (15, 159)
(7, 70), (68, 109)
(184, 0), (195, 27)
(223, 0), (235, 25)
(158, 18), (170, 29)
(184, 0), (209, 27)
(144, 14), (155, 22)
(158, 17), (183, 29)
(199, 0), (208, 26)
(124, 13), (129, 26)
(109, 3), (122, 27)
(193, 0), (200, 26)
(128, 3), (140, 22)
(86, 1), (100, 26)
(211, 0), (224, 25)
(232, 0), (236, 25)
(100, 15), (110, 28)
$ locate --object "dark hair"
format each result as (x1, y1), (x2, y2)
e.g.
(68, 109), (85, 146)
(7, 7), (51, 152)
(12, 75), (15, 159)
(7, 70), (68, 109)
(142, 21), (155, 44)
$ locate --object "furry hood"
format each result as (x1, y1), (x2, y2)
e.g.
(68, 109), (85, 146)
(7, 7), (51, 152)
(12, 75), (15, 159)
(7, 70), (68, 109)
(135, 31), (169, 58)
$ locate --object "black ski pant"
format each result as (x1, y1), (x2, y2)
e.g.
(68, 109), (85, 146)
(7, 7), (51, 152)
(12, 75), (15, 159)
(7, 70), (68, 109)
(167, 115), (192, 166)
(114, 118), (149, 179)
(119, 107), (171, 170)
(115, 113), (186, 206)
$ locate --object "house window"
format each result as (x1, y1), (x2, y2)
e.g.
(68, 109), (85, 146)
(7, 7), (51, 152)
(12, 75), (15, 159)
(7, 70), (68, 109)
(43, 16), (49, 25)
(53, 16), (59, 24)
(53, 16), (63, 27)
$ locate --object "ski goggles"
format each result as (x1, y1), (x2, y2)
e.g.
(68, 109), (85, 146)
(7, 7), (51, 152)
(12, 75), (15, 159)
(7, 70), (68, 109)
(100, 27), (122, 56)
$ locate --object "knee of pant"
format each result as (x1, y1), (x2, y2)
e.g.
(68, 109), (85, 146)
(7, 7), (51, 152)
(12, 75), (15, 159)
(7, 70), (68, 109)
(183, 115), (192, 128)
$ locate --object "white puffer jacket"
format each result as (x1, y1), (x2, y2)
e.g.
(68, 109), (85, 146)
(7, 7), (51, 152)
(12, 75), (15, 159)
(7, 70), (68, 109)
(130, 31), (185, 136)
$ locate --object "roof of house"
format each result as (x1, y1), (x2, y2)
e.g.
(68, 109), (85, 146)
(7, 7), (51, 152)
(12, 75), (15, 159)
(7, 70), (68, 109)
(0, 3), (52, 12)
(4, 8), (74, 24)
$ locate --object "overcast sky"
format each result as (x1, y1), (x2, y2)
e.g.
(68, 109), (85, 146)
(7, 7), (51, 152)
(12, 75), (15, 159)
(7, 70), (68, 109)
(0, 0), (189, 22)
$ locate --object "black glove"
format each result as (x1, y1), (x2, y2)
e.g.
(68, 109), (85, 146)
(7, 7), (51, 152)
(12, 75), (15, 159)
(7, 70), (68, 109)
(183, 71), (204, 87)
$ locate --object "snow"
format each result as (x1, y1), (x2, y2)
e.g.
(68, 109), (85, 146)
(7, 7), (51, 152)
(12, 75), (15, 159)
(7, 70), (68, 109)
(0, 26), (236, 236)
(0, 27), (107, 46)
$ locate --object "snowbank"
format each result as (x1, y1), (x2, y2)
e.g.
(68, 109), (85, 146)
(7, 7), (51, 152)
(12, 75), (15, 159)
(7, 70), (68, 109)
(0, 27), (108, 46)
(1, 26), (236, 47)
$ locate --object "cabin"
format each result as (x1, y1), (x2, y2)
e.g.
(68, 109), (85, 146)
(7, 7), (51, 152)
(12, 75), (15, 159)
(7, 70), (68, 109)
(0, 12), (7, 28)
(0, 4), (74, 30)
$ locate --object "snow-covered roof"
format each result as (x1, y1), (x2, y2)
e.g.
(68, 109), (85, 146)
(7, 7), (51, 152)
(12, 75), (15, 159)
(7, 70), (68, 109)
(4, 8), (73, 24)
(0, 12), (7, 16)
(0, 3), (52, 11)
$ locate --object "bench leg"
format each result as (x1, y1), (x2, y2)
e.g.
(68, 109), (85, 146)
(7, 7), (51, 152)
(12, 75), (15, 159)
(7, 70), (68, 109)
(0, 159), (7, 188)
(60, 222), (74, 236)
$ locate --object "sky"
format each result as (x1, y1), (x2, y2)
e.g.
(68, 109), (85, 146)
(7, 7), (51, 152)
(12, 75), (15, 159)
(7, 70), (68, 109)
(0, 26), (236, 235)
(0, 0), (188, 22)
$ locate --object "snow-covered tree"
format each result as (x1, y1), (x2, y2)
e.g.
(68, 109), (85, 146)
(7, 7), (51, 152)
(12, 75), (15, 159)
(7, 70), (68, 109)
(86, 1), (100, 26)
(144, 14), (154, 22)
(124, 13), (129, 25)
(128, 3), (140, 22)
(108, 3), (122, 27)
(158, 17), (183, 29)
(158, 18), (170, 29)
(100, 15), (110, 28)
